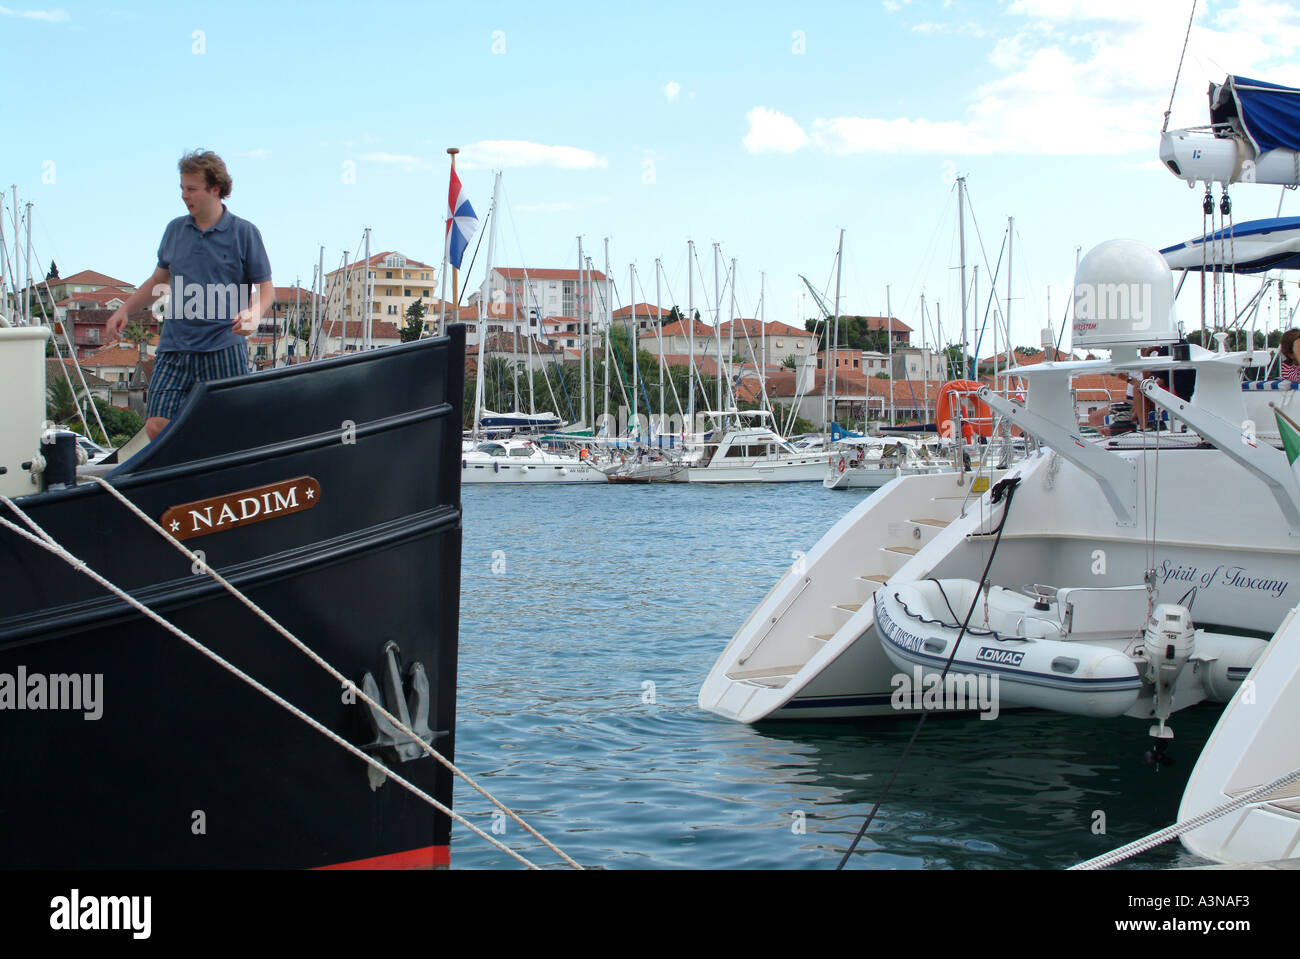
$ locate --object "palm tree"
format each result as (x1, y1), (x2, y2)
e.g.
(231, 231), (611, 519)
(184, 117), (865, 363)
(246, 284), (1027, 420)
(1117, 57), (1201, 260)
(46, 374), (86, 425)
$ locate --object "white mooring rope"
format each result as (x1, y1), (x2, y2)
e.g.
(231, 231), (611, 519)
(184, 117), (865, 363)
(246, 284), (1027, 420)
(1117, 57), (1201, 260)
(1070, 765), (1300, 870)
(1, 486), (580, 870)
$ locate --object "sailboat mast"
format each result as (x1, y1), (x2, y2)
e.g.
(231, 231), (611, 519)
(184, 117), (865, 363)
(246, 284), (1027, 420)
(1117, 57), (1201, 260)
(0, 194), (7, 322)
(656, 258), (664, 437)
(603, 238), (611, 433)
(958, 175), (968, 380)
(887, 283), (894, 426)
(630, 262), (638, 441)
(921, 293), (929, 424)
(362, 227), (372, 351)
(473, 171), (503, 438)
(714, 243), (722, 413)
(313, 246), (324, 359)
(760, 271), (766, 412)
(1006, 217), (1014, 374)
(729, 257), (737, 410)
(688, 240), (695, 433)
(831, 228), (844, 434)
(577, 237), (586, 430)
(24, 201), (32, 326)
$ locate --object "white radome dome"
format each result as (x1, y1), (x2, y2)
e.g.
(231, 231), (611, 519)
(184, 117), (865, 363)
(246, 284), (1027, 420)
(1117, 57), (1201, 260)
(1072, 239), (1178, 350)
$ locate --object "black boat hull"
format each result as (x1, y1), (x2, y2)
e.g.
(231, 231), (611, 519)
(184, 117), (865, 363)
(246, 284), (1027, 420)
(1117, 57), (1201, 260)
(0, 329), (464, 868)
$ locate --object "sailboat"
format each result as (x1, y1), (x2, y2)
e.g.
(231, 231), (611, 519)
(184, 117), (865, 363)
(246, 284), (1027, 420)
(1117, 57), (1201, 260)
(460, 173), (604, 485)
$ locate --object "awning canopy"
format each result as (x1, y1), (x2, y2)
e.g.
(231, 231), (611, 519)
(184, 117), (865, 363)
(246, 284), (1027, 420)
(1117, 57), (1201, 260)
(1211, 75), (1300, 155)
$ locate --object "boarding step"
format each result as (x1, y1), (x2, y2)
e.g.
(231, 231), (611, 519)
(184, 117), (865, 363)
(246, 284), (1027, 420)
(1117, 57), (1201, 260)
(728, 665), (800, 685)
(855, 576), (886, 602)
(876, 546), (918, 577)
(745, 674), (794, 689)
(860, 574), (890, 583)
(910, 518), (950, 528)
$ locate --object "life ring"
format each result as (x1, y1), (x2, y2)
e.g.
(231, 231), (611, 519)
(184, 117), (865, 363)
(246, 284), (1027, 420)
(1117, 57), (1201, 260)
(935, 379), (995, 440)
(837, 456), (847, 473)
(579, 448), (589, 460)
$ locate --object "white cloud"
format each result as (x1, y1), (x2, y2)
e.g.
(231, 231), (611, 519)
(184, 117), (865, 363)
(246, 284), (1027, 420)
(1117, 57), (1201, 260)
(746, 0), (1300, 159)
(459, 140), (608, 170)
(361, 152), (431, 172)
(742, 106), (809, 154)
(239, 147), (271, 159)
(664, 81), (681, 101)
(0, 5), (69, 20)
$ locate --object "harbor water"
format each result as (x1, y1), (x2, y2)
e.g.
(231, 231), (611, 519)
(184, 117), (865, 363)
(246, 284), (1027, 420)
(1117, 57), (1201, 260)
(453, 482), (1219, 869)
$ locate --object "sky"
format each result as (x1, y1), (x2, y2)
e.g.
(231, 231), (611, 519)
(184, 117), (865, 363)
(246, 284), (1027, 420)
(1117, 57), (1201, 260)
(3, 0), (1300, 355)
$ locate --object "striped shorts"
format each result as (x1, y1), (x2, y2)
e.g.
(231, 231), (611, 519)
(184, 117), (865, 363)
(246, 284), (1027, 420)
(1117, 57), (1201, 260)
(146, 344), (251, 421)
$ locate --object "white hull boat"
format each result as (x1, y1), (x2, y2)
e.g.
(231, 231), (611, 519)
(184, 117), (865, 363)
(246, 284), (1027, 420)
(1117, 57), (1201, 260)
(686, 410), (829, 484)
(461, 438), (606, 484)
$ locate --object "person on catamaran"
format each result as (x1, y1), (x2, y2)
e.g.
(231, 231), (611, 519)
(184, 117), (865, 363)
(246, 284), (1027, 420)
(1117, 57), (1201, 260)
(1281, 329), (1300, 382)
(106, 150), (273, 440)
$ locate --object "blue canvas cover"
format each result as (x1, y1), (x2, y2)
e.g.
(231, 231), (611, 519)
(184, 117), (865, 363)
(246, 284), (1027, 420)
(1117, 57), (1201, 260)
(1160, 216), (1300, 273)
(830, 422), (862, 442)
(1217, 76), (1300, 154)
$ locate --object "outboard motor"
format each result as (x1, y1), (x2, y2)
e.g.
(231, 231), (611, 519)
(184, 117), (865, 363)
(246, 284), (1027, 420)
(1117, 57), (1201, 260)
(1143, 603), (1196, 742)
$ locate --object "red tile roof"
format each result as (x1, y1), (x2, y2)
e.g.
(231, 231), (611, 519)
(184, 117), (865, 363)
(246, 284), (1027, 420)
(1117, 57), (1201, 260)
(56, 287), (131, 307)
(846, 315), (912, 334)
(320, 319), (402, 340)
(613, 302), (671, 318)
(81, 344), (146, 368)
(324, 252), (437, 276)
(653, 319), (715, 338)
(494, 267), (609, 282)
(51, 270), (133, 290)
(719, 318), (814, 338)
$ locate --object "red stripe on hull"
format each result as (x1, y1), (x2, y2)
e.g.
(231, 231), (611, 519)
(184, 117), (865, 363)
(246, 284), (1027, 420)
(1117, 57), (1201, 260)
(315, 844), (450, 870)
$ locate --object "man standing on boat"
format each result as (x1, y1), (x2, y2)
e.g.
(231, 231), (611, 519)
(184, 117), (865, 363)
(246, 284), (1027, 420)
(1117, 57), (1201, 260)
(106, 150), (273, 440)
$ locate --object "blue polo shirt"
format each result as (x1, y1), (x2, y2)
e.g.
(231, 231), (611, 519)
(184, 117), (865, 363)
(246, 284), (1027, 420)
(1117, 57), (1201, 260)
(156, 206), (272, 353)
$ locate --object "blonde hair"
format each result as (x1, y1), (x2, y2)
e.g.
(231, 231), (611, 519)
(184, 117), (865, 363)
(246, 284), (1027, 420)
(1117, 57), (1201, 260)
(178, 150), (232, 199)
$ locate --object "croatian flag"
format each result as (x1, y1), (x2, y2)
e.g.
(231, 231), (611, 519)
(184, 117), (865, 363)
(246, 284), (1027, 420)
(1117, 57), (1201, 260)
(445, 168), (478, 271)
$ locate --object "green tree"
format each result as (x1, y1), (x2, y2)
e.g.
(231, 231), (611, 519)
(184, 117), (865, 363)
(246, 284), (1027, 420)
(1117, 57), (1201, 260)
(46, 260), (59, 281)
(401, 297), (427, 343)
(91, 398), (144, 447)
(782, 354), (798, 369)
(122, 320), (151, 348)
(46, 375), (85, 424)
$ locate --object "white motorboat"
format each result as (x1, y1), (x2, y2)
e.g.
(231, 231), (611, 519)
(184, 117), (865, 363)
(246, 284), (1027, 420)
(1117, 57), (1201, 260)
(461, 438), (606, 484)
(596, 449), (684, 483)
(684, 410), (829, 484)
(824, 436), (942, 490)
